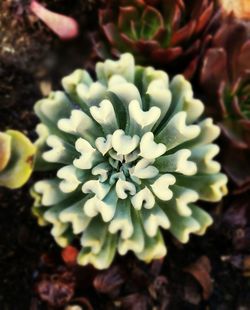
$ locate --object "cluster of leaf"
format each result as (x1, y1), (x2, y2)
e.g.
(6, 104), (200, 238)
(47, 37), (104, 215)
(92, 0), (250, 193)
(29, 53), (227, 269)
(92, 0), (216, 78)
(1, 0), (249, 274)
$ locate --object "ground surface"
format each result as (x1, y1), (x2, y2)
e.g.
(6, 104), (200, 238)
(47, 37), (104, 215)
(0, 1), (250, 309)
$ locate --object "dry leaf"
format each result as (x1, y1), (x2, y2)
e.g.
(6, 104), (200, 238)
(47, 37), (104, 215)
(184, 256), (213, 300)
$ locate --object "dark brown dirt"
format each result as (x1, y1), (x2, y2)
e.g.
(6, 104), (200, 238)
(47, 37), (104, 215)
(0, 1), (250, 310)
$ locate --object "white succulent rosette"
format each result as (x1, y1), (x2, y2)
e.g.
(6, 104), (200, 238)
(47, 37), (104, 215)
(32, 54), (228, 269)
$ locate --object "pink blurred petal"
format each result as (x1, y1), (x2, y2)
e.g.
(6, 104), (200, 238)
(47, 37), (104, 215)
(30, 0), (79, 40)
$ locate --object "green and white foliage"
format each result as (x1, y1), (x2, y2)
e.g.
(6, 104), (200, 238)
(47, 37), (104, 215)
(32, 53), (228, 269)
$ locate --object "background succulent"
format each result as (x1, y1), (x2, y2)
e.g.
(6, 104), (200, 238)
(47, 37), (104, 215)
(0, 130), (36, 189)
(92, 0), (216, 78)
(200, 17), (250, 190)
(32, 53), (227, 269)
(219, 0), (250, 20)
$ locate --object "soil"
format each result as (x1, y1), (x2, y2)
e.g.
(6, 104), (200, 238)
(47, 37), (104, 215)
(0, 1), (250, 310)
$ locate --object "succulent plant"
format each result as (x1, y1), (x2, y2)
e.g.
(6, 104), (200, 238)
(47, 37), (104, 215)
(200, 17), (250, 190)
(92, 0), (216, 78)
(32, 53), (227, 269)
(0, 130), (36, 189)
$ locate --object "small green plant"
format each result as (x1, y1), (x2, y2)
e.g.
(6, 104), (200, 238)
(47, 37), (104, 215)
(32, 53), (227, 269)
(0, 130), (36, 189)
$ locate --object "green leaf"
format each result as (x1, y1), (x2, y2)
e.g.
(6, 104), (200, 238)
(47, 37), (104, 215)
(0, 130), (36, 189)
(118, 7), (140, 39)
(0, 132), (11, 172)
(140, 6), (164, 39)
